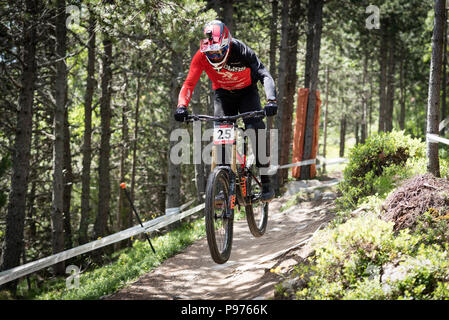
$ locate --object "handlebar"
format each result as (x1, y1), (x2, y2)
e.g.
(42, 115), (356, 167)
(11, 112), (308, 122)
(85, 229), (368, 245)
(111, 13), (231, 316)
(186, 110), (266, 122)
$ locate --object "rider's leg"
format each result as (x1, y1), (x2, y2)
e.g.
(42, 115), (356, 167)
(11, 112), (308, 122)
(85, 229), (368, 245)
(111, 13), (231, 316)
(214, 87), (274, 201)
(239, 86), (274, 201)
(245, 121), (274, 201)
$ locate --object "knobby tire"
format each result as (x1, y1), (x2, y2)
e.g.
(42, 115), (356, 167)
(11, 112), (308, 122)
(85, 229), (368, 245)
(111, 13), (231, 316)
(205, 168), (233, 264)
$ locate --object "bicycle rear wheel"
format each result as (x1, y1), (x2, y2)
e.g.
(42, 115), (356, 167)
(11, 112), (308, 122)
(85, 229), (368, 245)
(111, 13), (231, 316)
(205, 167), (233, 264)
(245, 168), (269, 237)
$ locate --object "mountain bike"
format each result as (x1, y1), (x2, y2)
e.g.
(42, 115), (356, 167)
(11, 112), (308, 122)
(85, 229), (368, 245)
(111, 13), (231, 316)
(187, 110), (270, 264)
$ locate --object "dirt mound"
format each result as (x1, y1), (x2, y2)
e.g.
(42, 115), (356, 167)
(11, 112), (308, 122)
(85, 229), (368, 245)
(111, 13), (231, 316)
(381, 174), (449, 231)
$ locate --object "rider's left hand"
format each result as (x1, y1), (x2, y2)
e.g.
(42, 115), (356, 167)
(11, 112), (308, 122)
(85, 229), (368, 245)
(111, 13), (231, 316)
(264, 100), (277, 116)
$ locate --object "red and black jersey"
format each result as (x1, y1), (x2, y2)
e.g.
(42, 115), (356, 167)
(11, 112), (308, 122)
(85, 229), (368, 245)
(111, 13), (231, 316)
(178, 38), (276, 107)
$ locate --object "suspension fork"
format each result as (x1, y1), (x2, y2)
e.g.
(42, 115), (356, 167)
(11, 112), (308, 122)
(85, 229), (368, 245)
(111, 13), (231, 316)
(225, 168), (237, 219)
(227, 140), (238, 218)
(211, 124), (239, 218)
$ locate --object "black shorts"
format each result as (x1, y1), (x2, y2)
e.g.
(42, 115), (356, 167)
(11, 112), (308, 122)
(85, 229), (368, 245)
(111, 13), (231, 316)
(213, 85), (268, 168)
(214, 85), (265, 128)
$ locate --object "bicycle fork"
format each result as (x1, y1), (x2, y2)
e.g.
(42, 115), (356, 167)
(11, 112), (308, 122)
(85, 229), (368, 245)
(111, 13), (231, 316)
(225, 169), (236, 219)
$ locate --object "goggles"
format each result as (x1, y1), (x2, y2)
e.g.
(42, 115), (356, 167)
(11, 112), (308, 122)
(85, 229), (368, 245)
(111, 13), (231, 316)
(205, 46), (228, 60)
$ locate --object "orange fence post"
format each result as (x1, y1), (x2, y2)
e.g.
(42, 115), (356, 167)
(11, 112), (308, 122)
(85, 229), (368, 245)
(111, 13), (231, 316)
(310, 90), (321, 178)
(292, 88), (309, 178)
(291, 89), (321, 179)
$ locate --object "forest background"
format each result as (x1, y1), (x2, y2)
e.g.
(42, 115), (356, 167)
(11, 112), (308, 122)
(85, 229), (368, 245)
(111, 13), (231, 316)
(0, 0), (444, 295)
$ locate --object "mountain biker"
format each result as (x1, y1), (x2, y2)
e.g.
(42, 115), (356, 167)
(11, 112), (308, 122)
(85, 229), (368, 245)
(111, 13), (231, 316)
(174, 20), (277, 201)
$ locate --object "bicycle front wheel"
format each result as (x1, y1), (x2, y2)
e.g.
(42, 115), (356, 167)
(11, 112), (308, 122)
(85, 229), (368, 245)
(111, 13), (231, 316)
(205, 167), (233, 264)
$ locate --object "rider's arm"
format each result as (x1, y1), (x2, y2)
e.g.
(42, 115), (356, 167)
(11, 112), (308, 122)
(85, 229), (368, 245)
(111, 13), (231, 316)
(178, 50), (204, 107)
(239, 41), (276, 102)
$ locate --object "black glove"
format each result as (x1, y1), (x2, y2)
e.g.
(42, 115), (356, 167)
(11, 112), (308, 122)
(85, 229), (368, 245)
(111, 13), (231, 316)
(174, 105), (189, 122)
(264, 101), (277, 116)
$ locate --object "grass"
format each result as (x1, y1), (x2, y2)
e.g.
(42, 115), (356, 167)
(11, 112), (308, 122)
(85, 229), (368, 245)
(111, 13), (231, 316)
(16, 216), (194, 298)
(28, 217), (206, 300)
(18, 207), (248, 300)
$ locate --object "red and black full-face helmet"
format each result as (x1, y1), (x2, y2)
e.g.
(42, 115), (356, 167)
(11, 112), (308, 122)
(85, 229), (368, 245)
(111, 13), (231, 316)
(200, 20), (231, 70)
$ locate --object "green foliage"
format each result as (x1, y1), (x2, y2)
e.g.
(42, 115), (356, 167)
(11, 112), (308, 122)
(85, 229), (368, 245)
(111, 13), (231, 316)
(413, 209), (449, 248)
(337, 131), (425, 209)
(285, 212), (449, 300)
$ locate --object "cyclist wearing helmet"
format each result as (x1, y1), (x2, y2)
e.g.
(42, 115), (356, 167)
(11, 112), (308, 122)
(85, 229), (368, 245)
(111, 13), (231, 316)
(174, 20), (277, 201)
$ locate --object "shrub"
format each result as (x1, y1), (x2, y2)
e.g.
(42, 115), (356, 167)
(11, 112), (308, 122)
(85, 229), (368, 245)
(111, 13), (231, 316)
(382, 244), (449, 300)
(413, 209), (449, 247)
(294, 213), (399, 299)
(283, 210), (449, 300)
(286, 213), (449, 300)
(337, 131), (425, 209)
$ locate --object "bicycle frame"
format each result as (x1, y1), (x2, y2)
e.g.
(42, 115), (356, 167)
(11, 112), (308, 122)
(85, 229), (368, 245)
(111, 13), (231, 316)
(187, 110), (265, 216)
(187, 110), (265, 218)
(212, 125), (243, 215)
(188, 110), (269, 263)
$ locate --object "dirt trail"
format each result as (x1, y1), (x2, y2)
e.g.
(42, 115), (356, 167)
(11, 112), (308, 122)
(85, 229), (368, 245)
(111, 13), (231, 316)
(105, 183), (337, 300)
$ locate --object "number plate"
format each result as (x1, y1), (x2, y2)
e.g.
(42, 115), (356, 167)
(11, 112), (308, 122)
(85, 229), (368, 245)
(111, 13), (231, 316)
(213, 124), (235, 145)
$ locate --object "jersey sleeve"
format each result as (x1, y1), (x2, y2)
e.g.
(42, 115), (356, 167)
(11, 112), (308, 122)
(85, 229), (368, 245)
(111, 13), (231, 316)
(242, 43), (277, 101)
(178, 50), (204, 107)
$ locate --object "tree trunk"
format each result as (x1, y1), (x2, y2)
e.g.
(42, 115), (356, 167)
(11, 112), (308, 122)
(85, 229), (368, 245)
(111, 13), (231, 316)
(322, 66), (329, 173)
(207, 0), (234, 34)
(426, 0), (445, 177)
(300, 0), (324, 179)
(267, 0), (278, 182)
(304, 0), (316, 89)
(26, 171), (37, 243)
(378, 23), (388, 132)
(117, 76), (131, 240)
(0, 0), (38, 293)
(399, 48), (406, 130)
(442, 12), (447, 135)
(130, 73), (141, 225)
(361, 53), (368, 143)
(51, 0), (67, 275)
(166, 51), (183, 219)
(339, 114), (347, 158)
(63, 103), (73, 250)
(222, 0), (235, 35)
(95, 35), (113, 238)
(280, 0), (302, 183)
(190, 44), (206, 203)
(369, 63), (374, 136)
(269, 0), (278, 82)
(79, 13), (96, 245)
(385, 33), (396, 132)
(273, 0), (290, 193)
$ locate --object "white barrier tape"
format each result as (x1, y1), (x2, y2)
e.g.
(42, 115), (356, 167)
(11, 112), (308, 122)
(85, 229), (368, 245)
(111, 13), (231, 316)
(427, 133), (449, 145)
(165, 207), (180, 216)
(316, 157), (348, 169)
(0, 202), (205, 286)
(278, 158), (316, 169)
(267, 157), (347, 174)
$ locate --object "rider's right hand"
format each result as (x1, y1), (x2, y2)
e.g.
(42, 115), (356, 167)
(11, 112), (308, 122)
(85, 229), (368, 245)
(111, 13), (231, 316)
(174, 105), (189, 122)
